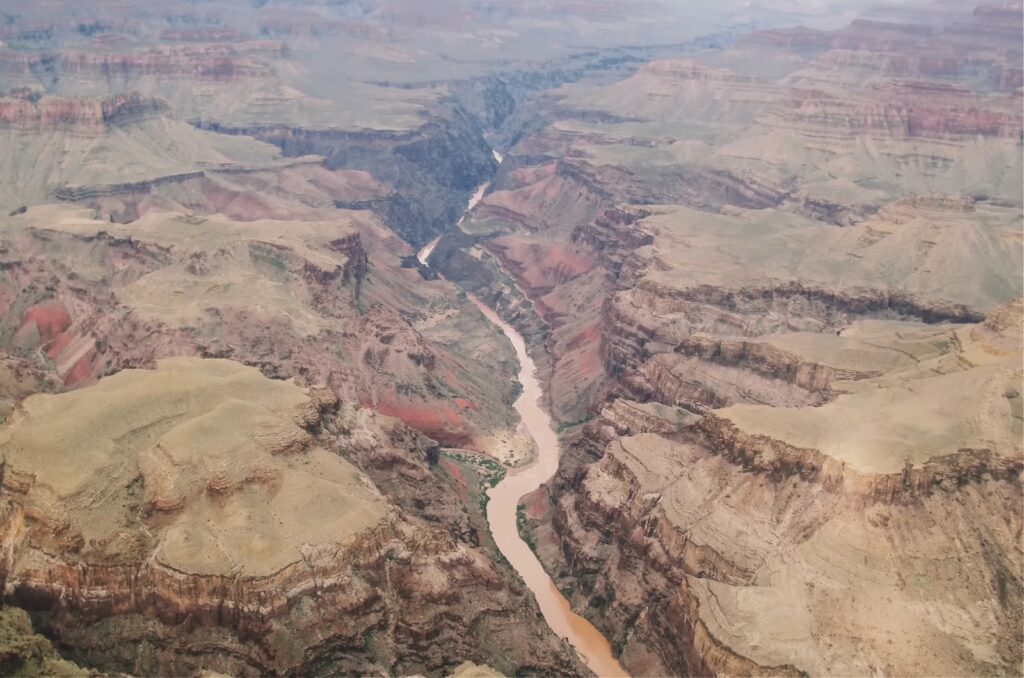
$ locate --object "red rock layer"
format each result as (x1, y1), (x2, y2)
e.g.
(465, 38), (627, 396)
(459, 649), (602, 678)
(56, 44), (279, 80)
(0, 92), (167, 132)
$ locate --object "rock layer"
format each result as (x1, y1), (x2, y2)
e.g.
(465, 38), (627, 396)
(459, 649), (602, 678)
(0, 358), (582, 676)
(448, 4), (1023, 676)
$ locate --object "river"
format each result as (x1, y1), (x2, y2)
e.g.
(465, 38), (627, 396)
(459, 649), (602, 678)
(416, 181), (488, 266)
(417, 175), (627, 677)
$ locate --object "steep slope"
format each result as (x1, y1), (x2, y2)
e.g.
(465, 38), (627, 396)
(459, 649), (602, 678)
(0, 201), (520, 446)
(527, 301), (1021, 676)
(0, 90), (284, 212)
(0, 175), (578, 673)
(0, 0), (912, 248)
(432, 4), (1024, 676)
(0, 0), (1019, 675)
(0, 358), (582, 675)
(0, 608), (87, 676)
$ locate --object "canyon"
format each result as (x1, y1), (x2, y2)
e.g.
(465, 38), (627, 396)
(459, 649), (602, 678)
(441, 2), (1022, 675)
(420, 188), (626, 676)
(0, 0), (1020, 676)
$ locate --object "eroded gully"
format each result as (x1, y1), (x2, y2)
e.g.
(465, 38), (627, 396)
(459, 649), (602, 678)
(417, 174), (628, 678)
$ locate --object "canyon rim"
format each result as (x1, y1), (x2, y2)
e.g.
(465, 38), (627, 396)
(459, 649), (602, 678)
(0, 0), (1020, 676)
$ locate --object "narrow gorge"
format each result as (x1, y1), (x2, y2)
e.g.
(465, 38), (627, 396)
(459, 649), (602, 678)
(418, 175), (627, 677)
(0, 1), (1019, 676)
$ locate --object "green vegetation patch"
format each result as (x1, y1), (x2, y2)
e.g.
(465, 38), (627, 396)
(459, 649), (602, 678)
(516, 504), (539, 556)
(0, 607), (89, 676)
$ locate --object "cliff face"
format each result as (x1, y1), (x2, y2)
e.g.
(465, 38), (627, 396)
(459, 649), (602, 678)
(435, 3), (1024, 675)
(0, 26), (602, 669)
(527, 411), (1021, 676)
(0, 88), (301, 213)
(763, 82), (1022, 140)
(0, 359), (583, 676)
(509, 179), (1022, 677)
(600, 278), (985, 383)
(64, 159), (392, 223)
(0, 0), (1019, 673)
(202, 104), (498, 248)
(0, 203), (522, 451)
(0, 92), (167, 133)
(56, 45), (277, 80)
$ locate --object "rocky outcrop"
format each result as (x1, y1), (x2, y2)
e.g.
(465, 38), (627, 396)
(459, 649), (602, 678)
(55, 171), (205, 200)
(201, 104), (497, 247)
(458, 7), (1024, 675)
(763, 82), (1023, 140)
(623, 350), (829, 411)
(55, 44), (280, 80)
(600, 279), (985, 381)
(737, 26), (835, 53)
(467, 160), (614, 235)
(0, 359), (584, 677)
(523, 198), (1023, 672)
(799, 48), (962, 80)
(0, 92), (168, 133)
(673, 335), (849, 391)
(325, 231), (369, 295)
(0, 204), (520, 456)
(571, 207), (652, 279)
(526, 404), (1022, 676)
(158, 29), (239, 42)
(597, 399), (700, 437)
(67, 159), (392, 222)
(0, 1), (1019, 675)
(0, 51), (52, 81)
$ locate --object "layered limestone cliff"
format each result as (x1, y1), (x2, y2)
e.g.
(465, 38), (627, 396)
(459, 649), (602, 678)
(201, 104), (498, 247)
(0, 358), (583, 676)
(0, 91), (293, 211)
(55, 43), (283, 81)
(459, 6), (1023, 676)
(527, 410), (1021, 676)
(0, 2), (1019, 675)
(0, 92), (168, 133)
(0, 203), (522, 449)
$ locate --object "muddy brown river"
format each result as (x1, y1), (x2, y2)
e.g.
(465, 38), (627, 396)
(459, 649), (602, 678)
(418, 175), (627, 677)
(470, 297), (628, 677)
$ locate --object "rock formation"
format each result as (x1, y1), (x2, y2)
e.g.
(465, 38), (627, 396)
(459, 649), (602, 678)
(0, 358), (581, 675)
(0, 0), (1019, 674)
(438, 3), (1024, 676)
